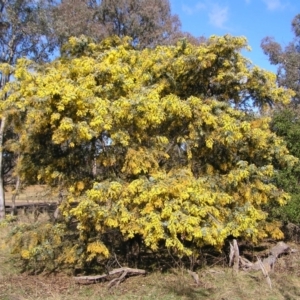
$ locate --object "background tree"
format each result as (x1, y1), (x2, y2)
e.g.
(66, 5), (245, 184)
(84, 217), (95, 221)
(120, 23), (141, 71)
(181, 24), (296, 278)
(268, 107), (300, 225)
(261, 14), (300, 104)
(52, 0), (199, 49)
(262, 14), (300, 226)
(96, 0), (182, 48)
(0, 0), (57, 219)
(2, 35), (296, 272)
(51, 0), (107, 47)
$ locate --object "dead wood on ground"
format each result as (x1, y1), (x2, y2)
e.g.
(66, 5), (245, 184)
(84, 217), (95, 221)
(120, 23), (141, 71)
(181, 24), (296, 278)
(229, 240), (297, 289)
(74, 267), (146, 288)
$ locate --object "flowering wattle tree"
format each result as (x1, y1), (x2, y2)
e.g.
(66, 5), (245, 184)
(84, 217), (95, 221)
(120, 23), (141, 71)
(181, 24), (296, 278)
(1, 35), (296, 271)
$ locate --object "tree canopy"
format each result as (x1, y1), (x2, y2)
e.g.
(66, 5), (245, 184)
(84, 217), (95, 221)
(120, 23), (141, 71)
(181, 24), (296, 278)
(0, 0), (58, 219)
(51, 0), (195, 49)
(268, 107), (300, 225)
(261, 14), (300, 226)
(0, 0), (56, 68)
(261, 14), (300, 104)
(0, 35), (297, 271)
(0, 0), (201, 219)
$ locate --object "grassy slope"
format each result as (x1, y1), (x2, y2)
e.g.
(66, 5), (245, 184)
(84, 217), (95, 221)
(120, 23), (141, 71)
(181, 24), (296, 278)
(1, 219), (300, 300)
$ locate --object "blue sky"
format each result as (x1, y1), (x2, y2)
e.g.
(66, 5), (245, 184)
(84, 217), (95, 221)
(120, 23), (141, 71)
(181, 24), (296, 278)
(170, 0), (300, 73)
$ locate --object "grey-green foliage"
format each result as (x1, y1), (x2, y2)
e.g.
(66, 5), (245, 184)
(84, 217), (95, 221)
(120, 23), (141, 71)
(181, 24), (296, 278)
(51, 0), (203, 49)
(261, 14), (300, 104)
(0, 0), (57, 67)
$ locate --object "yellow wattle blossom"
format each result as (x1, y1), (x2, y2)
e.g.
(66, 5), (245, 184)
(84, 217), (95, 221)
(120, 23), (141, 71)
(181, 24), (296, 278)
(2, 35), (297, 267)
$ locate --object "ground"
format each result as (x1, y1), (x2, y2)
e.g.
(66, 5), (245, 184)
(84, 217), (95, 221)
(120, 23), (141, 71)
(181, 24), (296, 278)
(1, 186), (300, 300)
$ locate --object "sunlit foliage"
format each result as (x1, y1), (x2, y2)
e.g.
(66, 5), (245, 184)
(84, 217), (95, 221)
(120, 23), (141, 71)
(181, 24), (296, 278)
(1, 35), (296, 271)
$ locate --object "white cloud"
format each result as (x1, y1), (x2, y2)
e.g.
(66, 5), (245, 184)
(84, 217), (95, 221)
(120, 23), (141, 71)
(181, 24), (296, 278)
(262, 0), (286, 11)
(182, 4), (194, 15)
(181, 1), (230, 29)
(182, 2), (206, 15)
(208, 4), (229, 29)
(196, 2), (206, 10)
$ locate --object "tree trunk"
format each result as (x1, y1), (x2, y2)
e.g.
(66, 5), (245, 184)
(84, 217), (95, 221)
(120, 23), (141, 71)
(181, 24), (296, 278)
(0, 117), (6, 220)
(11, 175), (20, 216)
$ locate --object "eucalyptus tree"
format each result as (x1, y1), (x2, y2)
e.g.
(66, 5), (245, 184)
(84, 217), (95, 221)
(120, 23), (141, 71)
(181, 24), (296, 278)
(0, 0), (57, 219)
(51, 0), (106, 47)
(96, 0), (182, 48)
(52, 0), (197, 48)
(261, 14), (300, 104)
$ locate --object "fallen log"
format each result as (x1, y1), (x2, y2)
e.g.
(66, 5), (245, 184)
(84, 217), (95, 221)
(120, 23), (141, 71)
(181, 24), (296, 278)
(229, 240), (297, 289)
(74, 267), (146, 288)
(257, 257), (272, 289)
(239, 241), (296, 272)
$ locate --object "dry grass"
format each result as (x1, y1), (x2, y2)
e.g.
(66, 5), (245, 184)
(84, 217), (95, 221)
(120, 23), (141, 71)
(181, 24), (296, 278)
(5, 185), (58, 206)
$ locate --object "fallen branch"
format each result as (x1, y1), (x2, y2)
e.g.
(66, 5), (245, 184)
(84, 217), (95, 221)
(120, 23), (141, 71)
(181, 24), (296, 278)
(229, 239), (239, 272)
(270, 241), (292, 257)
(247, 241), (294, 272)
(239, 256), (254, 270)
(74, 267), (146, 287)
(257, 257), (272, 289)
(187, 270), (200, 286)
(107, 269), (128, 288)
(229, 240), (297, 289)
